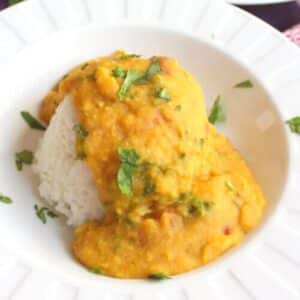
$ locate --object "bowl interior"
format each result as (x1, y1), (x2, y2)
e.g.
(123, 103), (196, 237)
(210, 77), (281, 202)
(0, 25), (289, 287)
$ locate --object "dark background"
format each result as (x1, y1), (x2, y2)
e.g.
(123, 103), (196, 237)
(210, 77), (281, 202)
(237, 1), (300, 31)
(1, 0), (300, 32)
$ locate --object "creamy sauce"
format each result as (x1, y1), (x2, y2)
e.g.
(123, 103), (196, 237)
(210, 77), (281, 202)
(41, 51), (266, 278)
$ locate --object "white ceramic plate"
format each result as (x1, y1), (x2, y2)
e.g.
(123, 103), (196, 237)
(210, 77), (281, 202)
(228, 0), (294, 5)
(0, 0), (300, 299)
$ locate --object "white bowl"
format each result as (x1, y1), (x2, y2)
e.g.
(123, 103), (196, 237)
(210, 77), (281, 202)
(0, 23), (291, 290)
(0, 0), (299, 299)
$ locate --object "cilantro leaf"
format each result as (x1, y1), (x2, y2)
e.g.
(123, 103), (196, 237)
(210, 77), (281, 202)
(15, 150), (34, 171)
(143, 180), (155, 196)
(145, 57), (161, 80)
(286, 117), (300, 134)
(76, 151), (87, 160)
(156, 87), (171, 101)
(21, 111), (46, 130)
(34, 205), (58, 224)
(115, 53), (141, 60)
(117, 163), (134, 195)
(225, 180), (234, 191)
(148, 273), (170, 280)
(234, 80), (253, 88)
(208, 96), (225, 124)
(117, 148), (140, 195)
(73, 124), (88, 140)
(112, 67), (126, 78)
(90, 267), (103, 274)
(189, 199), (213, 216)
(81, 63), (89, 70)
(118, 70), (145, 101)
(0, 194), (13, 204)
(118, 148), (140, 166)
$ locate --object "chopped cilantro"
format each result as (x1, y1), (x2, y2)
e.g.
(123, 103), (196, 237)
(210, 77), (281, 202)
(117, 148), (141, 195)
(118, 148), (140, 166)
(145, 57), (161, 80)
(156, 87), (171, 101)
(87, 70), (96, 80)
(225, 180), (234, 191)
(81, 63), (89, 70)
(46, 210), (58, 218)
(0, 194), (13, 204)
(15, 150), (34, 171)
(208, 96), (225, 124)
(90, 267), (103, 274)
(118, 70), (145, 101)
(62, 73), (69, 80)
(286, 117), (300, 134)
(115, 53), (141, 60)
(143, 180), (155, 196)
(112, 67), (126, 78)
(189, 199), (213, 216)
(117, 56), (162, 100)
(21, 111), (46, 130)
(148, 273), (170, 280)
(34, 204), (57, 224)
(76, 151), (87, 160)
(234, 80), (253, 88)
(73, 124), (88, 141)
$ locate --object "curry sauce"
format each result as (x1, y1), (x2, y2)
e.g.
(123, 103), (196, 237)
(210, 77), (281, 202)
(41, 51), (266, 278)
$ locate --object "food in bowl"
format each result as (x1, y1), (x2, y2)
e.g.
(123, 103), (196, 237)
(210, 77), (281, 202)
(32, 51), (266, 279)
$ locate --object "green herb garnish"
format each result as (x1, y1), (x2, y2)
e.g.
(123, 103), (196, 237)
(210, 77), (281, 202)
(148, 273), (170, 280)
(8, 0), (24, 6)
(112, 67), (126, 78)
(21, 111), (46, 130)
(115, 53), (141, 60)
(73, 124), (88, 141)
(34, 205), (57, 224)
(208, 96), (225, 125)
(235, 80), (253, 88)
(117, 148), (140, 195)
(118, 70), (145, 101)
(62, 73), (69, 80)
(15, 150), (34, 171)
(286, 117), (300, 134)
(175, 105), (182, 111)
(199, 138), (205, 147)
(145, 57), (161, 80)
(0, 194), (13, 204)
(76, 151), (87, 160)
(46, 210), (58, 218)
(189, 199), (213, 216)
(90, 267), (103, 274)
(225, 180), (234, 191)
(87, 70), (96, 80)
(144, 180), (155, 196)
(156, 87), (171, 101)
(81, 63), (89, 70)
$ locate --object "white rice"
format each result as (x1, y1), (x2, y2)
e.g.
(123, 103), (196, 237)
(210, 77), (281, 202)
(33, 96), (103, 226)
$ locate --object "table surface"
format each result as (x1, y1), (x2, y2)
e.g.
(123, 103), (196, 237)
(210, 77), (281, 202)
(0, 0), (300, 31)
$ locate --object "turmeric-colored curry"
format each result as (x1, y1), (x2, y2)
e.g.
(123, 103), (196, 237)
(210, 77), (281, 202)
(40, 51), (266, 279)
